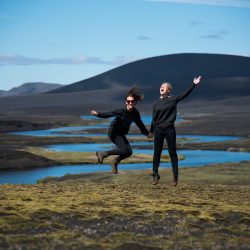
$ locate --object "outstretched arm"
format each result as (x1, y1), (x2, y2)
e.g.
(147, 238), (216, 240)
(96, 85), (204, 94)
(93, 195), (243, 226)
(193, 76), (201, 85)
(91, 110), (99, 116)
(90, 109), (122, 118)
(176, 76), (201, 102)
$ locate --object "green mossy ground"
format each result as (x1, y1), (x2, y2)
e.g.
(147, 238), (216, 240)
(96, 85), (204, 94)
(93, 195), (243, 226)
(23, 147), (184, 165)
(1, 162), (249, 250)
(1, 116), (250, 249)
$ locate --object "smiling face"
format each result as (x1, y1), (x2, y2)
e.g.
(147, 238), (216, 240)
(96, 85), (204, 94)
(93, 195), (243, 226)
(126, 96), (136, 111)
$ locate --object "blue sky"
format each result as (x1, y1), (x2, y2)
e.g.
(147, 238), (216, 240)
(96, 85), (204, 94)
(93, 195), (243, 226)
(0, 0), (250, 90)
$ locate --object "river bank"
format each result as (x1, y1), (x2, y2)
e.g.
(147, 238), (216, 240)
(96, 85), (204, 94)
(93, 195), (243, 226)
(1, 111), (250, 136)
(0, 112), (250, 172)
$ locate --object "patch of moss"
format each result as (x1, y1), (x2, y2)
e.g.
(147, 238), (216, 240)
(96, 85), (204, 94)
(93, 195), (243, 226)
(1, 162), (250, 249)
(22, 146), (184, 165)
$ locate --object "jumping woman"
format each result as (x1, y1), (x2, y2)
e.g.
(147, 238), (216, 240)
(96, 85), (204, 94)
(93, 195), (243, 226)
(149, 76), (202, 186)
(90, 87), (150, 174)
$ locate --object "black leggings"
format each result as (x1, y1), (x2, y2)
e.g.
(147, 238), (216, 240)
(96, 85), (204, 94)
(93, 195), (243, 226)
(153, 126), (178, 177)
(106, 132), (132, 163)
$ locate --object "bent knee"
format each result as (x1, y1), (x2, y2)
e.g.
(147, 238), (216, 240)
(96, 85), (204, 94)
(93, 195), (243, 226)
(127, 149), (133, 157)
(125, 147), (133, 157)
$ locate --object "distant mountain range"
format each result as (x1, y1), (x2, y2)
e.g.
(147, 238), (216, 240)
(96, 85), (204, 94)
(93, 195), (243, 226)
(0, 82), (63, 97)
(0, 53), (249, 115)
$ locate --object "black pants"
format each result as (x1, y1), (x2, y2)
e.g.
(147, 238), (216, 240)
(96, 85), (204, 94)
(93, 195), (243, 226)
(106, 132), (132, 163)
(153, 126), (178, 177)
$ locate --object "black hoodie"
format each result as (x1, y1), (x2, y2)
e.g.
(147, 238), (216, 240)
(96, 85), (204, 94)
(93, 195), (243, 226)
(150, 83), (196, 132)
(97, 107), (149, 136)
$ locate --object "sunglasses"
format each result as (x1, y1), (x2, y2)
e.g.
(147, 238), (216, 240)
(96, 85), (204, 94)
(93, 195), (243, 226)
(126, 100), (136, 104)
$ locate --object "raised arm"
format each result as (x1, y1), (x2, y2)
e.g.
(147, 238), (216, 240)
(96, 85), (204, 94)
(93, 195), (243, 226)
(176, 76), (201, 102)
(193, 76), (201, 85)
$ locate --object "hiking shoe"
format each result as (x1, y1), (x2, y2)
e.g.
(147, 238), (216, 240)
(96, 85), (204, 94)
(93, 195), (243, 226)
(110, 159), (118, 174)
(173, 176), (178, 186)
(96, 151), (107, 164)
(151, 173), (160, 185)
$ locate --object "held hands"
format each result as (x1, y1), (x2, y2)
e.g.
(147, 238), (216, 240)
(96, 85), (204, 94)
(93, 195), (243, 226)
(193, 76), (202, 85)
(90, 110), (98, 116)
(147, 132), (153, 138)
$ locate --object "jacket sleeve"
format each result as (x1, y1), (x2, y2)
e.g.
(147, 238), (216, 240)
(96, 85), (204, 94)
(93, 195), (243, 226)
(134, 111), (149, 136)
(149, 103), (156, 133)
(176, 83), (196, 102)
(97, 109), (122, 118)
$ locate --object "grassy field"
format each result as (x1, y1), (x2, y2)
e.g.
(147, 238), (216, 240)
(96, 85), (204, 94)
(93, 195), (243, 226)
(1, 162), (249, 250)
(0, 114), (250, 249)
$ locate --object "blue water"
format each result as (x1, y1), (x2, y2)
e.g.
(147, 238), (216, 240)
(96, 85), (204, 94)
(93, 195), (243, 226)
(43, 132), (241, 153)
(44, 142), (150, 152)
(2, 114), (247, 184)
(1, 149), (250, 184)
(8, 114), (241, 143)
(7, 115), (154, 137)
(8, 126), (240, 143)
(80, 115), (154, 124)
(8, 125), (109, 137)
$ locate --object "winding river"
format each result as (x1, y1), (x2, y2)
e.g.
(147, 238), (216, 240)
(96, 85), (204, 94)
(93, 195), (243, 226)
(1, 115), (249, 184)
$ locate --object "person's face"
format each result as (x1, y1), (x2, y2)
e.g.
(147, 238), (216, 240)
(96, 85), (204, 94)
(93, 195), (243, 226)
(160, 83), (170, 96)
(126, 96), (136, 111)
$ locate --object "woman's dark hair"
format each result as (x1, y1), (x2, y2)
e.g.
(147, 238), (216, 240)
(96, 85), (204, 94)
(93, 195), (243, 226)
(126, 86), (144, 102)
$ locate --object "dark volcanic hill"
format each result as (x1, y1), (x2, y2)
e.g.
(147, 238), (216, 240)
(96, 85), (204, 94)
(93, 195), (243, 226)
(0, 82), (63, 97)
(0, 53), (250, 115)
(47, 53), (250, 101)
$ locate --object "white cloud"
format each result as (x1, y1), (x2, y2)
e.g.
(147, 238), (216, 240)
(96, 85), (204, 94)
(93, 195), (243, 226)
(144, 0), (250, 9)
(0, 54), (134, 66)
